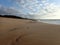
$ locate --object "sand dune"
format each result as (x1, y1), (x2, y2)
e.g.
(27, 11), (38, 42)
(0, 17), (60, 45)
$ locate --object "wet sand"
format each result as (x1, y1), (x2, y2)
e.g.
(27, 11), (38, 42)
(0, 17), (60, 45)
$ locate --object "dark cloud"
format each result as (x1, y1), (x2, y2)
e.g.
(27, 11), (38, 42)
(0, 5), (20, 15)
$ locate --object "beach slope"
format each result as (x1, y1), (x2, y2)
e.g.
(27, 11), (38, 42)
(0, 17), (60, 45)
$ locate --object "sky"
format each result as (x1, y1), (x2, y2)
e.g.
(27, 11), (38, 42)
(0, 0), (60, 19)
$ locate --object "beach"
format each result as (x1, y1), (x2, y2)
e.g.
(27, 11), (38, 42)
(0, 17), (60, 45)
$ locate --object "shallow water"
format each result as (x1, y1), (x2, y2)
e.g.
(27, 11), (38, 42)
(37, 19), (60, 25)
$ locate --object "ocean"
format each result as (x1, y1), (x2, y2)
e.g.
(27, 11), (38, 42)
(37, 19), (60, 25)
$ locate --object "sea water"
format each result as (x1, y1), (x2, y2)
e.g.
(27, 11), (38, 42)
(37, 19), (60, 25)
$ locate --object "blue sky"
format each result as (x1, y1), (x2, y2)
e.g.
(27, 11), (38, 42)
(0, 0), (60, 19)
(0, 0), (60, 7)
(0, 0), (13, 7)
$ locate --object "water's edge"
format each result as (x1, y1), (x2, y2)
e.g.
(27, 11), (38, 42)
(37, 19), (60, 25)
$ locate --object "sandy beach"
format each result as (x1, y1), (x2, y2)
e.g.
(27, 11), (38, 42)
(0, 17), (60, 45)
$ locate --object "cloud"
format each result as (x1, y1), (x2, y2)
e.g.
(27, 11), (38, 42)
(0, 4), (21, 15)
(8, 0), (60, 19)
(40, 2), (60, 19)
(0, 0), (60, 19)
